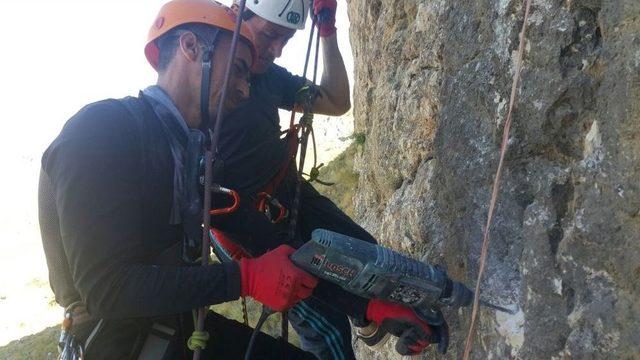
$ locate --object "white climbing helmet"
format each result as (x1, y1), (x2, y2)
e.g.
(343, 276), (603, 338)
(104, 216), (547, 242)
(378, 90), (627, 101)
(246, 0), (310, 30)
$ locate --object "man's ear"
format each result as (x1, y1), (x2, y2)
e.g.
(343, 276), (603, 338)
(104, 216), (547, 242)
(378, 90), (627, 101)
(179, 32), (199, 63)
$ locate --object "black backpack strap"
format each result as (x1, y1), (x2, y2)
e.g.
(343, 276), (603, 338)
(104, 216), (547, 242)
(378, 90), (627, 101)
(114, 94), (157, 177)
(117, 95), (147, 143)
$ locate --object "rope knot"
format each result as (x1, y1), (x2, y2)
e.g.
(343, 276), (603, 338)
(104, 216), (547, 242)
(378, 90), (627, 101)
(188, 330), (210, 351)
(300, 113), (314, 126)
(304, 164), (335, 186)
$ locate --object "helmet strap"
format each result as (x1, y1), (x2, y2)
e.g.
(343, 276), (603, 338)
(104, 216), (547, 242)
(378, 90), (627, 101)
(199, 29), (220, 133)
(241, 9), (254, 21)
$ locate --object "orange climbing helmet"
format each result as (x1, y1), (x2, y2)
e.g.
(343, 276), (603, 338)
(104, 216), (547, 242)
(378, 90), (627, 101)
(145, 0), (257, 70)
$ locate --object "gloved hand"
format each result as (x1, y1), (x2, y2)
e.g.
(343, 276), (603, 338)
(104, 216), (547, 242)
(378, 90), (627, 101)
(366, 299), (434, 356)
(239, 245), (318, 312)
(313, 0), (337, 37)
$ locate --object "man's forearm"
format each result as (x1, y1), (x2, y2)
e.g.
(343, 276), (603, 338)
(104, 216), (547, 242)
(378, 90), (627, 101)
(315, 34), (351, 116)
(84, 262), (241, 319)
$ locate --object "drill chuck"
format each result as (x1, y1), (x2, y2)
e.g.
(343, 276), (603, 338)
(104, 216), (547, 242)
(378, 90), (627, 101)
(439, 281), (474, 308)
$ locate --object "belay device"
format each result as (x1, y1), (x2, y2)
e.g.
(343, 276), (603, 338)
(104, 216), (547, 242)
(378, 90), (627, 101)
(291, 229), (514, 352)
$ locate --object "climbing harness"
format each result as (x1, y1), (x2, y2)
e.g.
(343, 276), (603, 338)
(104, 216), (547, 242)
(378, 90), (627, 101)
(462, 1), (532, 359)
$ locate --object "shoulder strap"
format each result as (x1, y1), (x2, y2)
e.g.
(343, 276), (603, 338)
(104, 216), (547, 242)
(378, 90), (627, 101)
(115, 94), (157, 176)
(117, 95), (146, 137)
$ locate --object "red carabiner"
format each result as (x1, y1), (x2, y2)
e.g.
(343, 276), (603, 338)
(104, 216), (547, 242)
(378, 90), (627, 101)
(256, 192), (287, 223)
(210, 184), (240, 215)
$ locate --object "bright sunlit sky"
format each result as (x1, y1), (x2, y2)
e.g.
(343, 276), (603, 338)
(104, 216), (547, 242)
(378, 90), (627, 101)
(0, 0), (353, 344)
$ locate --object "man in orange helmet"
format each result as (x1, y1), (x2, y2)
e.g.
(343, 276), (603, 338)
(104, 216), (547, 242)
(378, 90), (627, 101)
(39, 1), (317, 358)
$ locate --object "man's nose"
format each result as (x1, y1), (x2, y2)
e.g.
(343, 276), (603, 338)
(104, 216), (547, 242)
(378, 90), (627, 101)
(268, 39), (285, 59)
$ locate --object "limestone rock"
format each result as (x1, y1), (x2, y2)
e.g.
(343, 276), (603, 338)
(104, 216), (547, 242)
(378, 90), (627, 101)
(347, 0), (640, 358)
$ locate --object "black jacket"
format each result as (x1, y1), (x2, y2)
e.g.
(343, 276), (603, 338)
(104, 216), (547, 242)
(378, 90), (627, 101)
(39, 95), (240, 319)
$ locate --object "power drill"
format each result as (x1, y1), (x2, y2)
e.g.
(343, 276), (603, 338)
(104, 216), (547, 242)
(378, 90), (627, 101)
(290, 229), (513, 353)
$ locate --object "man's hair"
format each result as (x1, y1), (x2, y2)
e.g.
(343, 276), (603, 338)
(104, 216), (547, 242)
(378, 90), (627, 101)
(156, 23), (225, 72)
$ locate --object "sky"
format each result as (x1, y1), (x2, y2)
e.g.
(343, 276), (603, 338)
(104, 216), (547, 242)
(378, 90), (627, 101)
(0, 0), (354, 344)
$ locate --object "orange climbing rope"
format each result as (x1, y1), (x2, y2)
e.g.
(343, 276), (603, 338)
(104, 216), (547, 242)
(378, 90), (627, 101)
(462, 0), (532, 359)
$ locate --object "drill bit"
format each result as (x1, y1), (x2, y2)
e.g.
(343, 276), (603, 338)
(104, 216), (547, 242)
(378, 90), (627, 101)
(479, 300), (516, 314)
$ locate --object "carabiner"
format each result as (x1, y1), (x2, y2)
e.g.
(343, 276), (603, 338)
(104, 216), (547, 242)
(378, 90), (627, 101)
(256, 192), (287, 223)
(210, 184), (240, 215)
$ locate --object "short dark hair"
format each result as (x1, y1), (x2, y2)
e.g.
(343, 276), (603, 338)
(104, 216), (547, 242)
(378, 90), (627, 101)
(156, 23), (225, 72)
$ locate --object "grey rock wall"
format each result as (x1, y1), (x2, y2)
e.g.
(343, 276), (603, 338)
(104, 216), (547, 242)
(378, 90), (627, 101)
(346, 0), (639, 358)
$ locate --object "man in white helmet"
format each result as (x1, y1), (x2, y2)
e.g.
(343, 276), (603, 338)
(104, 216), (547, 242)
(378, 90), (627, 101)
(208, 0), (439, 358)
(237, 0), (349, 114)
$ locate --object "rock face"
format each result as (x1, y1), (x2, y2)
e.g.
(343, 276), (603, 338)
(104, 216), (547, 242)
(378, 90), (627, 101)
(346, 0), (639, 358)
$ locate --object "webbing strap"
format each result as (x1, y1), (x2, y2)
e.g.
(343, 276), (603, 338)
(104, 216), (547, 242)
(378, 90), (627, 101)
(199, 45), (214, 133)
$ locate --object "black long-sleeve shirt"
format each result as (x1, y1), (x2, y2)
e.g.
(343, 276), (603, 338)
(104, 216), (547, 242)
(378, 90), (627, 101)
(39, 97), (240, 319)
(211, 64), (373, 321)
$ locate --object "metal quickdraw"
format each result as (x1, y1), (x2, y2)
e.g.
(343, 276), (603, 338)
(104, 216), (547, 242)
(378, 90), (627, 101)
(58, 303), (84, 360)
(57, 302), (104, 360)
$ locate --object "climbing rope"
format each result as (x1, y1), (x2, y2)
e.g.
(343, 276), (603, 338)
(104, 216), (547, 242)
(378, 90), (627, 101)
(279, 9), (326, 350)
(188, 310), (211, 351)
(462, 0), (532, 359)
(287, 18), (322, 241)
(192, 1), (249, 358)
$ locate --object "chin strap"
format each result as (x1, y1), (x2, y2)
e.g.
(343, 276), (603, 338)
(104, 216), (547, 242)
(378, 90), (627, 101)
(198, 29), (219, 133)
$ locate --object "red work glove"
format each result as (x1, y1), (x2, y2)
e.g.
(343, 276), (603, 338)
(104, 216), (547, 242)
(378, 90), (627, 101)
(366, 299), (433, 356)
(313, 0), (337, 37)
(239, 245), (318, 312)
